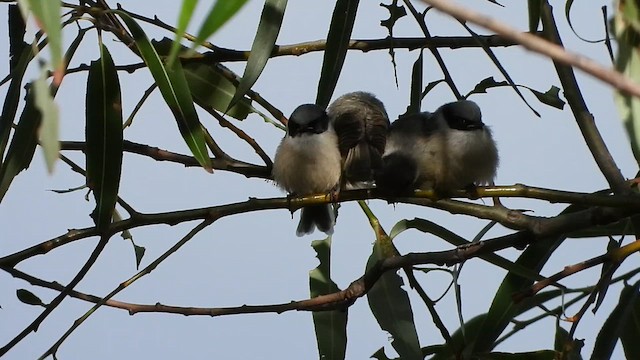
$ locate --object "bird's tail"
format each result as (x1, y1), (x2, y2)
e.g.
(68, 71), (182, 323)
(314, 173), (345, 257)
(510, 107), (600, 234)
(297, 205), (335, 237)
(375, 152), (418, 194)
(344, 142), (384, 188)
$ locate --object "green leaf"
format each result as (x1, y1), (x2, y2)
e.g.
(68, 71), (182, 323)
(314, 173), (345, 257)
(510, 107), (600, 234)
(115, 11), (212, 172)
(85, 44), (123, 232)
(228, 0), (286, 112)
(0, 39), (34, 159)
(309, 236), (347, 360)
(33, 68), (59, 173)
(366, 242), (421, 360)
(316, 0), (360, 108)
(594, 281), (640, 360)
(18, 0), (63, 84)
(406, 50), (423, 116)
(0, 87), (41, 203)
(133, 243), (146, 269)
(529, 86), (565, 110)
(16, 289), (46, 307)
(167, 0), (199, 66)
(612, 6), (640, 167)
(620, 284), (640, 359)
(527, 0), (542, 32)
(193, 0), (249, 49)
(471, 234), (566, 354)
(391, 218), (545, 282)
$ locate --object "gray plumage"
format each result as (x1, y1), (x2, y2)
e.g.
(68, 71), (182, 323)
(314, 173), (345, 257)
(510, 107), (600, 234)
(327, 92), (390, 188)
(272, 104), (342, 236)
(377, 100), (498, 194)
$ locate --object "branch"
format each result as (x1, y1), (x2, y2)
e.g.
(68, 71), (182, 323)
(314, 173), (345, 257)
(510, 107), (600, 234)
(540, 3), (628, 193)
(419, 0), (640, 98)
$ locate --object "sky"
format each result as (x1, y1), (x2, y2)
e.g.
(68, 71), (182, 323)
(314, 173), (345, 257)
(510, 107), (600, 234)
(0, 0), (638, 359)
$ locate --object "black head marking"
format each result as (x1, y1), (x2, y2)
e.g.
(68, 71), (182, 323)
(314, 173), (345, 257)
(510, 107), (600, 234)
(288, 104), (329, 137)
(439, 100), (484, 131)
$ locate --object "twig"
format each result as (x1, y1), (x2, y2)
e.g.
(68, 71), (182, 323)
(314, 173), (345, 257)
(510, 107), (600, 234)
(540, 3), (627, 193)
(419, 0), (640, 98)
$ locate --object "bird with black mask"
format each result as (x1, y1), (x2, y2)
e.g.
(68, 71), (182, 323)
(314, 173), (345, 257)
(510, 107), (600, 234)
(377, 100), (498, 195)
(327, 92), (390, 189)
(272, 104), (342, 236)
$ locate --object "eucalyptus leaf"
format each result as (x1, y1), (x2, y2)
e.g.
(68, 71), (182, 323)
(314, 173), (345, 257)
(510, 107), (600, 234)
(34, 69), (59, 173)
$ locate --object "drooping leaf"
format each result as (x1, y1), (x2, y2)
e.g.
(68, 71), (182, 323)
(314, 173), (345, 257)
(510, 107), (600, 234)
(16, 289), (46, 307)
(115, 11), (212, 172)
(167, 0), (199, 66)
(228, 0), (286, 112)
(405, 50), (423, 116)
(366, 241), (422, 360)
(612, 3), (640, 166)
(309, 236), (347, 360)
(479, 350), (558, 359)
(8, 4), (27, 71)
(593, 281), (640, 360)
(529, 86), (565, 110)
(18, 0), (64, 85)
(620, 283), (640, 359)
(527, 0), (543, 32)
(193, 0), (249, 50)
(33, 68), (59, 173)
(0, 87), (41, 203)
(85, 44), (123, 231)
(554, 325), (584, 360)
(153, 38), (253, 120)
(316, 0), (360, 108)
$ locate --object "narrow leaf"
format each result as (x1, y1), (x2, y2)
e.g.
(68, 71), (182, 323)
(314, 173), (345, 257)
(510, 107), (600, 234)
(16, 289), (46, 307)
(529, 86), (565, 110)
(115, 11), (212, 172)
(480, 350), (558, 360)
(620, 285), (640, 359)
(554, 325), (584, 359)
(193, 0), (249, 49)
(527, 0), (542, 32)
(593, 281), (640, 360)
(0, 87), (41, 203)
(406, 50), (423, 115)
(228, 0), (286, 111)
(167, 0), (199, 66)
(20, 0), (64, 85)
(366, 242), (422, 360)
(316, 0), (360, 108)
(309, 236), (347, 360)
(34, 68), (59, 173)
(85, 44), (123, 231)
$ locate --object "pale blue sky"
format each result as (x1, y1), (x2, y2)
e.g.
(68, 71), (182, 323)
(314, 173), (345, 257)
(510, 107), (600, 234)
(0, 1), (637, 359)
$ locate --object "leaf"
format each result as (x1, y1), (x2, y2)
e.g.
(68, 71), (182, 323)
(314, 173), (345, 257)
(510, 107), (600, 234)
(406, 50), (423, 116)
(527, 0), (543, 32)
(85, 44), (123, 232)
(18, 0), (63, 85)
(471, 233), (566, 354)
(529, 86), (565, 110)
(468, 76), (508, 95)
(8, 4), (27, 72)
(479, 350), (558, 360)
(34, 68), (59, 173)
(612, 4), (640, 166)
(16, 289), (46, 307)
(0, 87), (41, 203)
(593, 281), (640, 360)
(228, 0), (286, 112)
(620, 285), (640, 359)
(167, 0), (199, 66)
(153, 38), (253, 120)
(115, 11), (212, 172)
(133, 243), (146, 269)
(554, 325), (583, 360)
(309, 236), (347, 360)
(316, 0), (360, 108)
(193, 0), (249, 50)
(366, 242), (422, 360)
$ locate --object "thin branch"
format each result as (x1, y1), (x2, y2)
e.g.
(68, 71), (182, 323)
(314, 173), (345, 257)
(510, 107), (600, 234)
(60, 140), (271, 179)
(540, 3), (627, 193)
(419, 0), (640, 98)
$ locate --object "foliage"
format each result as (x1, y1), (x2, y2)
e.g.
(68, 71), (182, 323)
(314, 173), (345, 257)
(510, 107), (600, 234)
(0, 0), (639, 359)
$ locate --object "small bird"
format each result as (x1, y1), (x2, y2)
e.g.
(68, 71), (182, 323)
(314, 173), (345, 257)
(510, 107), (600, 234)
(377, 100), (498, 195)
(327, 92), (390, 189)
(272, 104), (342, 236)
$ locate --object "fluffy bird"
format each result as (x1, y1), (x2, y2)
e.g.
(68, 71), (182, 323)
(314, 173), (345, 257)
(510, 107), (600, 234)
(376, 100), (498, 194)
(327, 92), (390, 188)
(272, 104), (342, 236)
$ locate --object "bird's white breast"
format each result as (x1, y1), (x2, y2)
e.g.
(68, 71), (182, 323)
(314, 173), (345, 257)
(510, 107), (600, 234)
(272, 129), (342, 195)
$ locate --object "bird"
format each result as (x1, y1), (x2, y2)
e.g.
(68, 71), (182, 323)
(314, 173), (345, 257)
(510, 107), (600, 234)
(327, 92), (390, 189)
(272, 104), (342, 236)
(376, 100), (498, 195)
